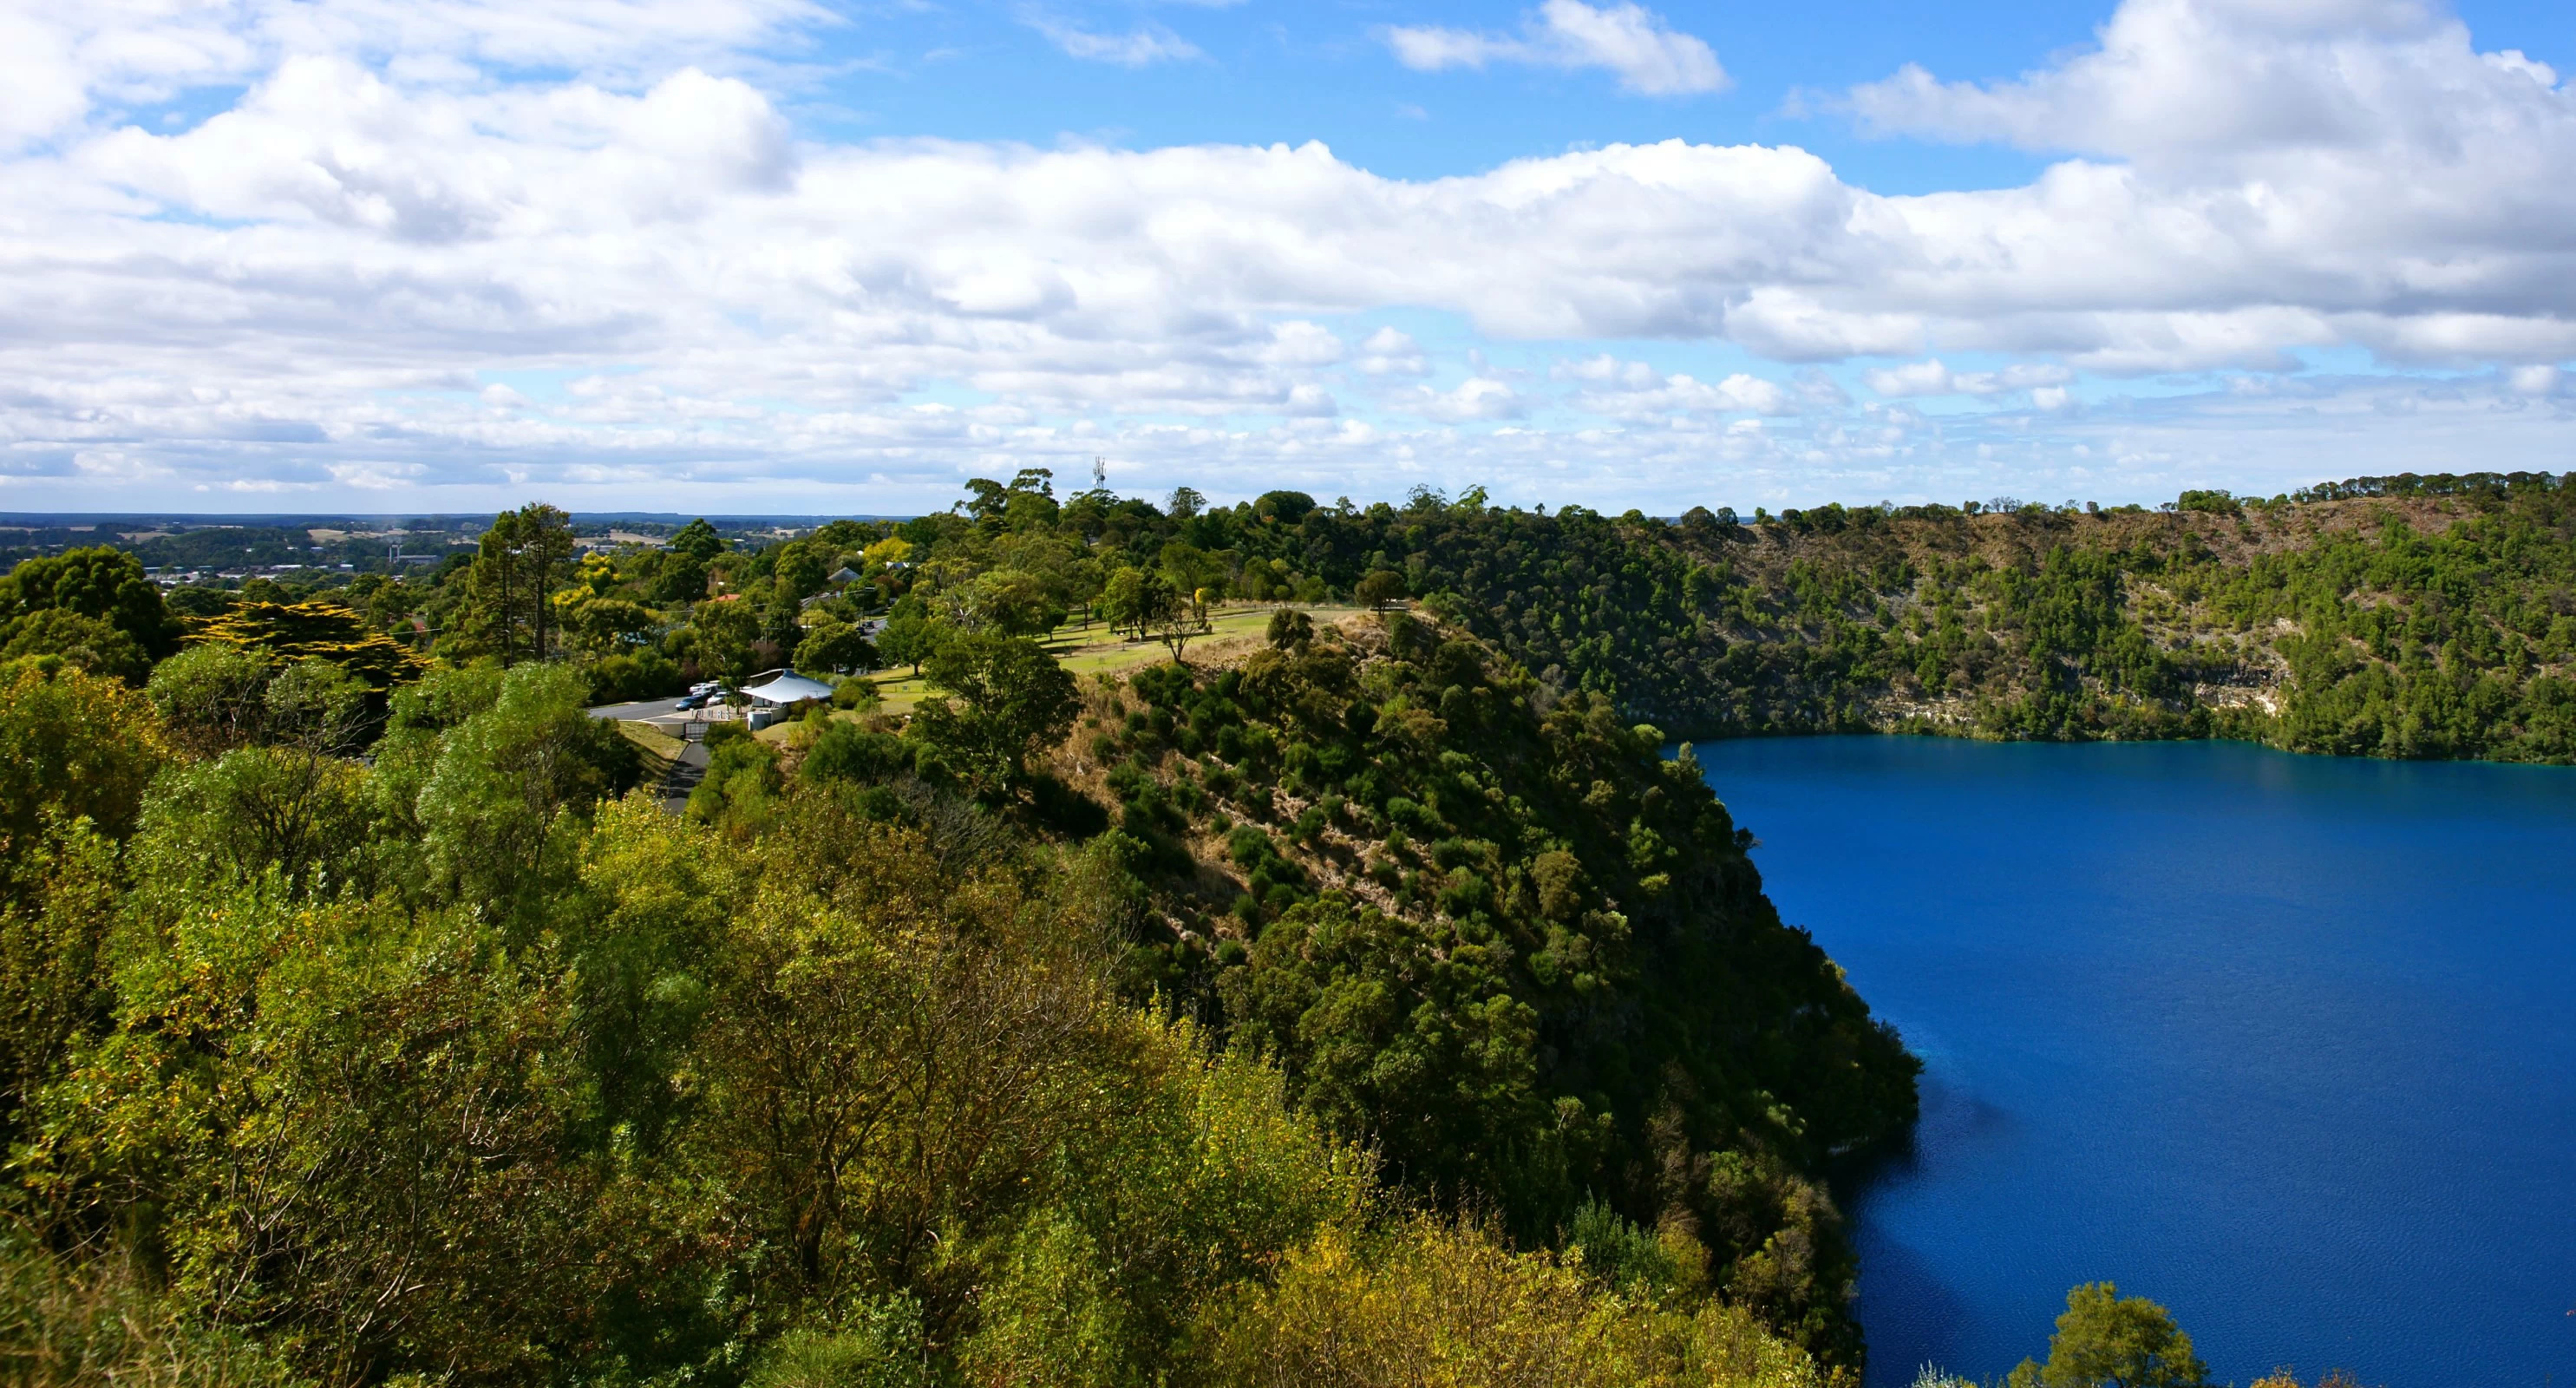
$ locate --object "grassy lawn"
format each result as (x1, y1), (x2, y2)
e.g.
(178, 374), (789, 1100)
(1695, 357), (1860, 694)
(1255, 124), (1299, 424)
(614, 719), (683, 779)
(857, 603), (1359, 714)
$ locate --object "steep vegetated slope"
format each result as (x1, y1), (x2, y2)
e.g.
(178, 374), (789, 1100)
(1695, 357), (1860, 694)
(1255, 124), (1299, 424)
(1039, 610), (1919, 1359)
(1633, 475), (2576, 759)
(1159, 471), (2567, 762)
(0, 656), (1861, 1388)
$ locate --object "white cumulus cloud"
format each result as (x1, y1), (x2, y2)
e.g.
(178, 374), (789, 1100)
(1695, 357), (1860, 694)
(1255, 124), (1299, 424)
(1558, 357), (1798, 416)
(1024, 14), (1204, 66)
(2, 0), (2573, 508)
(1385, 0), (1728, 96)
(1865, 360), (2075, 397)
(1355, 328), (1431, 376)
(1409, 378), (1526, 422)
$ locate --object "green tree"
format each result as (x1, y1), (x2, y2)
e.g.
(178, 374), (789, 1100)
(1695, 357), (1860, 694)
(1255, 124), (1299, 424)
(0, 663), (172, 849)
(762, 584), (806, 655)
(147, 643), (276, 755)
(1099, 566), (1165, 639)
(0, 815), (121, 1148)
(797, 620), (879, 676)
(0, 609), (149, 683)
(20, 890), (603, 1384)
(687, 723), (783, 832)
(653, 551), (710, 604)
(876, 612), (943, 676)
(910, 632), (1077, 795)
(1354, 569), (1409, 609)
(0, 547), (181, 663)
(412, 663), (640, 912)
(1266, 609), (1315, 651)
(775, 545), (829, 604)
(1158, 540), (1228, 599)
(559, 593), (662, 658)
(668, 517), (726, 563)
(1147, 586), (1211, 663)
(133, 743), (383, 895)
(462, 503), (578, 665)
(958, 569), (1066, 638)
(2007, 1282), (2210, 1388)
(694, 597), (763, 688)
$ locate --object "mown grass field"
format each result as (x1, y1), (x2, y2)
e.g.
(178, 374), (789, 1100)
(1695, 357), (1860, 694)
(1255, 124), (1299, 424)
(857, 603), (1360, 715)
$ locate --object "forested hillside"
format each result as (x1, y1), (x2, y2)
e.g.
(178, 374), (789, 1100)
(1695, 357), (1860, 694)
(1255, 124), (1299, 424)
(0, 467), (2553, 1383)
(1638, 475), (2576, 761)
(688, 608), (1923, 1360)
(1, 646), (1879, 1387)
(0, 507), (1919, 1382)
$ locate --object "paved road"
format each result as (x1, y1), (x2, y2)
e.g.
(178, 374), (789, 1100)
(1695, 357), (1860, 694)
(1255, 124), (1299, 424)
(590, 697), (717, 814)
(657, 736), (709, 815)
(589, 696), (689, 721)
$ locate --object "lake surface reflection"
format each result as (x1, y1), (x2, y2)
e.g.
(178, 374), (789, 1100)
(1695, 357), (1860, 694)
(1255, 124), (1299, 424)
(1697, 737), (2576, 1388)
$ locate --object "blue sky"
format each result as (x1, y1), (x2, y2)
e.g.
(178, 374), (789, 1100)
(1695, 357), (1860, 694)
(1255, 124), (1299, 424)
(4, 0), (2573, 514)
(775, 1), (2568, 186)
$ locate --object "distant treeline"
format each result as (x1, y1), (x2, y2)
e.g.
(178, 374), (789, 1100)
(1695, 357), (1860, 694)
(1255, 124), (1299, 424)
(22, 470), (2572, 762)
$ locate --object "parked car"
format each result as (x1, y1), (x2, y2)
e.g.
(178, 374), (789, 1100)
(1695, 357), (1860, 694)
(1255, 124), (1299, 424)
(676, 691), (716, 710)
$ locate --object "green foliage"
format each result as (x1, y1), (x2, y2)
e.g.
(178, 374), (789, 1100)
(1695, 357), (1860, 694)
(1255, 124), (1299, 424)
(147, 645), (381, 757)
(1196, 1216), (1828, 1388)
(0, 817), (121, 1149)
(691, 597), (763, 686)
(147, 645), (264, 751)
(0, 610), (151, 683)
(22, 891), (599, 1383)
(911, 629), (1078, 795)
(411, 662), (641, 911)
(11, 474), (2410, 1387)
(652, 550), (709, 604)
(668, 517), (727, 563)
(186, 599), (425, 692)
(2004, 1283), (2209, 1388)
(795, 619), (877, 676)
(0, 663), (172, 848)
(583, 648), (684, 704)
(1354, 569), (1409, 608)
(746, 1302), (931, 1388)
(687, 723), (782, 830)
(556, 592), (662, 659)
(955, 567), (1067, 637)
(1090, 618), (1915, 1361)
(0, 1230), (311, 1388)
(874, 611), (941, 674)
(801, 721), (913, 787)
(0, 547), (180, 665)
(454, 503), (579, 665)
(131, 745), (385, 896)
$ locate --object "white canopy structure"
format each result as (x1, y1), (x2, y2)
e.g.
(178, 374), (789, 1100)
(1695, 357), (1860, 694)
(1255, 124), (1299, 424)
(738, 671), (836, 705)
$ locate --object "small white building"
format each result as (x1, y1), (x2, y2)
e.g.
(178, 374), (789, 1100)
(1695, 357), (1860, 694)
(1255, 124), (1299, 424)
(737, 669), (836, 728)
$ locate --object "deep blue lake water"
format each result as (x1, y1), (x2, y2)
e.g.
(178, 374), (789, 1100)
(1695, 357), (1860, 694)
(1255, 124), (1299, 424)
(1697, 737), (2576, 1388)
